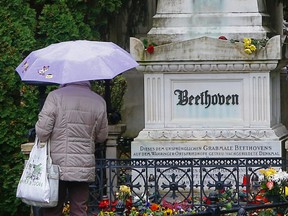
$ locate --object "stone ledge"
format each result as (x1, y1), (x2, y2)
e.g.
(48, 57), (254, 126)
(21, 142), (34, 155)
(137, 62), (279, 73)
(130, 35), (281, 62)
(108, 124), (126, 135)
(135, 125), (288, 141)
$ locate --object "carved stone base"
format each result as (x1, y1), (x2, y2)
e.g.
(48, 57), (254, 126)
(135, 124), (288, 141)
(131, 125), (288, 158)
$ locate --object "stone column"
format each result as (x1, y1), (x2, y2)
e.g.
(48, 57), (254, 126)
(104, 124), (126, 200)
(21, 142), (34, 156)
(106, 124), (126, 159)
(148, 0), (272, 44)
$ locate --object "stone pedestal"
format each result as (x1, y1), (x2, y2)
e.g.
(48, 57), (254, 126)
(129, 32), (288, 197)
(106, 124), (126, 159)
(130, 0), (288, 160)
(130, 35), (288, 159)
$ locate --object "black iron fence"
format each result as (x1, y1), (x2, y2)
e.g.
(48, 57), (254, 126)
(88, 156), (288, 215)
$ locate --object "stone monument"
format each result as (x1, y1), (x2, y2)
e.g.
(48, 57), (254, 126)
(130, 0), (288, 159)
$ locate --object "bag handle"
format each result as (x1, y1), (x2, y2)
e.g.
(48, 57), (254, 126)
(46, 139), (53, 166)
(35, 136), (53, 166)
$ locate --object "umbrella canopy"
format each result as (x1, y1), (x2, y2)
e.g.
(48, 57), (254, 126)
(16, 40), (139, 84)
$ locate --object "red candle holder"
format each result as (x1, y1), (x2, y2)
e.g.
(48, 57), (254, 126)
(243, 174), (250, 186)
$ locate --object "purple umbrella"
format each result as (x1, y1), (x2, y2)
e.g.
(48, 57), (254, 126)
(16, 40), (139, 84)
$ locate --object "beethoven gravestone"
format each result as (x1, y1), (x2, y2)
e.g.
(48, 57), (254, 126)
(129, 0), (288, 195)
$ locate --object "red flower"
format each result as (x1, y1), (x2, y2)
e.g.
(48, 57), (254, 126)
(218, 36), (228, 40)
(98, 199), (109, 210)
(111, 200), (117, 211)
(125, 197), (133, 214)
(219, 188), (225, 194)
(126, 197), (132, 206)
(203, 197), (211, 205)
(150, 203), (160, 211)
(146, 45), (155, 54)
(262, 197), (269, 203)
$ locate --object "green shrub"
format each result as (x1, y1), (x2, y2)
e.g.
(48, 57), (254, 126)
(0, 0), (38, 214)
(0, 0), (127, 214)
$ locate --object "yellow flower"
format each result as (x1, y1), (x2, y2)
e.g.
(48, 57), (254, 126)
(232, 37), (267, 55)
(285, 186), (288, 196)
(267, 169), (277, 177)
(249, 44), (256, 51)
(164, 208), (173, 216)
(99, 211), (115, 216)
(243, 38), (252, 46)
(243, 38), (253, 54)
(62, 202), (70, 215)
(118, 185), (131, 201)
(120, 185), (131, 194)
(244, 48), (252, 54)
(259, 167), (277, 177)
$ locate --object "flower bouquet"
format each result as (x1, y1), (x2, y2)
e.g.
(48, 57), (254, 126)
(117, 185), (132, 202)
(242, 38), (267, 54)
(142, 38), (157, 54)
(258, 167), (288, 202)
(115, 185), (132, 214)
(218, 36), (268, 55)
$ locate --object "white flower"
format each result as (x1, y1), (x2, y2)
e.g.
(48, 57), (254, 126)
(271, 169), (288, 183)
(258, 175), (265, 181)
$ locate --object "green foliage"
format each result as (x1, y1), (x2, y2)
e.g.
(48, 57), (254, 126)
(0, 0), (39, 214)
(91, 75), (127, 116)
(142, 38), (158, 49)
(110, 76), (127, 113)
(37, 2), (94, 46)
(95, 0), (122, 12)
(64, 0), (124, 41)
(0, 0), (129, 214)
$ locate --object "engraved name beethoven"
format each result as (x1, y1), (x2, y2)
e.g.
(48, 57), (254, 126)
(174, 89), (239, 108)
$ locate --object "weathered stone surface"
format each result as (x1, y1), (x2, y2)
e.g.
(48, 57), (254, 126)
(131, 36), (281, 62)
(148, 0), (271, 44)
(129, 0), (287, 161)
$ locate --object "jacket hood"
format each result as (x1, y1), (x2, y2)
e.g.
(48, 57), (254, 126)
(60, 81), (91, 88)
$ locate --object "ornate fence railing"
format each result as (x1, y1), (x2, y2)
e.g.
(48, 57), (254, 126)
(88, 157), (288, 215)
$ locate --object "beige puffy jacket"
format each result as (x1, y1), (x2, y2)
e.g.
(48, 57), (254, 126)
(35, 82), (108, 182)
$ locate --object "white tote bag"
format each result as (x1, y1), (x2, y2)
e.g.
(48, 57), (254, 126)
(16, 137), (59, 207)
